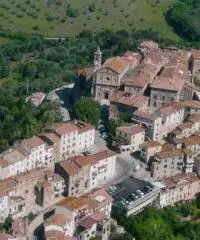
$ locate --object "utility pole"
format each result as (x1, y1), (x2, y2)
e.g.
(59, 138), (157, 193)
(26, 78), (29, 94)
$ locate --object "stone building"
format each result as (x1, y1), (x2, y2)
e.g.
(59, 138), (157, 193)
(191, 50), (200, 82)
(149, 51), (192, 109)
(110, 91), (149, 118)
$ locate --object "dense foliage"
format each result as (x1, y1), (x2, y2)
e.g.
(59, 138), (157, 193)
(112, 201), (200, 240)
(72, 97), (100, 127)
(0, 88), (60, 152)
(165, 0), (200, 41)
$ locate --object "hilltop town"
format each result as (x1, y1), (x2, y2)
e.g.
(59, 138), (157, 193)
(1, 40), (200, 240)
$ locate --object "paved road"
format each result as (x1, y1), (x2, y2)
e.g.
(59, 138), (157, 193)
(47, 84), (74, 121)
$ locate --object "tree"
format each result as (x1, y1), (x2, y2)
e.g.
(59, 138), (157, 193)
(3, 216), (13, 233)
(27, 212), (37, 223)
(196, 193), (200, 209)
(72, 97), (100, 127)
(106, 118), (124, 148)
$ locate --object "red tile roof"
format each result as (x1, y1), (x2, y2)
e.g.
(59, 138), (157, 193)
(72, 120), (94, 133)
(51, 123), (78, 136)
(111, 91), (148, 108)
(117, 124), (145, 135)
(102, 57), (129, 74)
(125, 75), (147, 88)
(21, 136), (45, 150)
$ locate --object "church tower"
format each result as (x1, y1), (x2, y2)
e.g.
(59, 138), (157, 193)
(94, 47), (102, 69)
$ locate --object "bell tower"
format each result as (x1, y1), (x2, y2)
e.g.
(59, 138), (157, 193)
(94, 47), (102, 69)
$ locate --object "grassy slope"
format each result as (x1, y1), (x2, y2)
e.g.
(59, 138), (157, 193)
(0, 0), (178, 40)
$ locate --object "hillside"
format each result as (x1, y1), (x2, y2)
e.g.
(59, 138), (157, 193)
(0, 0), (178, 40)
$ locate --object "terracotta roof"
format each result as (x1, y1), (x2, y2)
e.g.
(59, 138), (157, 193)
(78, 216), (97, 229)
(139, 41), (159, 49)
(0, 149), (26, 167)
(181, 100), (200, 109)
(72, 120), (94, 133)
(45, 231), (77, 240)
(163, 173), (199, 188)
(133, 110), (158, 121)
(161, 143), (174, 152)
(14, 168), (46, 182)
(111, 91), (148, 108)
(192, 50), (200, 59)
(87, 188), (113, 206)
(74, 155), (95, 168)
(59, 150), (117, 176)
(77, 67), (95, 77)
(102, 57), (129, 74)
(88, 149), (118, 162)
(141, 141), (161, 148)
(0, 178), (16, 197)
(117, 124), (144, 135)
(151, 74), (185, 91)
(44, 214), (68, 227)
(39, 132), (60, 144)
(57, 196), (97, 211)
(21, 136), (45, 150)
(184, 135), (200, 146)
(156, 102), (184, 116)
(125, 75), (147, 88)
(51, 122), (78, 136)
(59, 159), (81, 177)
(155, 148), (183, 159)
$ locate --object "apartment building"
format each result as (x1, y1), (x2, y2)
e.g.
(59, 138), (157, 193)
(44, 188), (113, 240)
(0, 168), (65, 222)
(155, 102), (185, 138)
(159, 173), (200, 207)
(140, 141), (162, 164)
(132, 111), (162, 142)
(0, 120), (95, 180)
(151, 148), (195, 179)
(116, 124), (145, 153)
(55, 150), (117, 196)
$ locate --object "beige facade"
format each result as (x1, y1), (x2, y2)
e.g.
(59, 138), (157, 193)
(116, 124), (145, 153)
(140, 141), (162, 164)
(55, 150), (117, 197)
(159, 173), (200, 207)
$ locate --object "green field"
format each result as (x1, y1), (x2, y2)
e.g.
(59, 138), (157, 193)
(0, 0), (178, 39)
